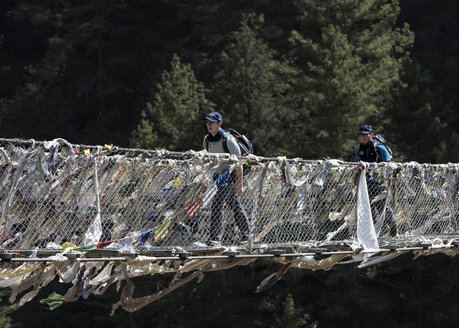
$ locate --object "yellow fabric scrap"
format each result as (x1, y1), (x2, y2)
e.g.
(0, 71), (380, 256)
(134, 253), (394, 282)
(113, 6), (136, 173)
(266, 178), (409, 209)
(0, 263), (42, 280)
(105, 144), (113, 150)
(154, 220), (172, 242)
(84, 149), (91, 156)
(61, 242), (78, 251)
(172, 177), (184, 189)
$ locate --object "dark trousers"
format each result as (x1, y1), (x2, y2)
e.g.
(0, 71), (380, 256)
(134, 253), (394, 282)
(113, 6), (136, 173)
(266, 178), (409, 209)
(367, 179), (397, 236)
(210, 181), (249, 241)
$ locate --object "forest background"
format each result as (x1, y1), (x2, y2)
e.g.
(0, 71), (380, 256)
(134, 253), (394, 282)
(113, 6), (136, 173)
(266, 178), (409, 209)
(0, 0), (458, 327)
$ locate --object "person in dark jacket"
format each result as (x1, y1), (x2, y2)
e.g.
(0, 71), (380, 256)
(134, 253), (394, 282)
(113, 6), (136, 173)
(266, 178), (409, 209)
(355, 125), (392, 162)
(355, 125), (397, 237)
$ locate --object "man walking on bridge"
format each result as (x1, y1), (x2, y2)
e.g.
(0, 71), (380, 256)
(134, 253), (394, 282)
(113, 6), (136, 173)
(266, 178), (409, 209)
(203, 112), (249, 245)
(355, 125), (397, 237)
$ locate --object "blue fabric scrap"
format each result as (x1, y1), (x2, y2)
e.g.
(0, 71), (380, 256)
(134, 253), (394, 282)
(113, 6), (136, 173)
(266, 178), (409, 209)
(217, 169), (230, 187)
(140, 229), (154, 250)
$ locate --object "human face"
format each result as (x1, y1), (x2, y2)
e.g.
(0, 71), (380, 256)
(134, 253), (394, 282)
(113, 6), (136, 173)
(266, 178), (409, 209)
(359, 132), (374, 145)
(206, 120), (220, 136)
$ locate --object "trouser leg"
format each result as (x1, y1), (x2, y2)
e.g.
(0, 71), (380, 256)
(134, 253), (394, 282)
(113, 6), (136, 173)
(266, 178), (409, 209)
(210, 176), (250, 242)
(210, 186), (227, 241)
(227, 187), (249, 239)
(368, 179), (380, 220)
(368, 180), (397, 236)
(383, 206), (397, 236)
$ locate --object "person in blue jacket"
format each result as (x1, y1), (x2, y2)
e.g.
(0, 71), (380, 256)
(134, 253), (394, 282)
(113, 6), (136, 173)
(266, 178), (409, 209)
(355, 125), (392, 162)
(355, 125), (397, 237)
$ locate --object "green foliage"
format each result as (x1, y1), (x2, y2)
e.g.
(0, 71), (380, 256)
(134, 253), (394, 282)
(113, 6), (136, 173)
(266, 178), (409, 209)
(211, 14), (296, 156)
(0, 1), (129, 143)
(1, 0), (458, 161)
(2, 1), (459, 327)
(39, 292), (64, 311)
(257, 293), (317, 328)
(395, 0), (459, 163)
(0, 290), (18, 328)
(385, 59), (448, 163)
(130, 54), (213, 151)
(289, 0), (414, 160)
(1, 1), (459, 327)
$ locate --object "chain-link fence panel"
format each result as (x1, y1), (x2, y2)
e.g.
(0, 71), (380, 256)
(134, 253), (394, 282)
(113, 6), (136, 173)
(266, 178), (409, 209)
(1, 138), (459, 252)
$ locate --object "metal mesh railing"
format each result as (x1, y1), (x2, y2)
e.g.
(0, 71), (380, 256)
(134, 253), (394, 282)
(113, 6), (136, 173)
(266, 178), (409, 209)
(1, 138), (458, 252)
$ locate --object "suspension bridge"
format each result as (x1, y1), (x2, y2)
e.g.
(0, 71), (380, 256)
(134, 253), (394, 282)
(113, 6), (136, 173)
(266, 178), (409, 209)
(0, 138), (457, 313)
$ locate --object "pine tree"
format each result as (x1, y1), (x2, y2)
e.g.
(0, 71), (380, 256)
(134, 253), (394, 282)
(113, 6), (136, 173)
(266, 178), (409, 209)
(130, 54), (213, 151)
(289, 0), (414, 160)
(256, 293), (316, 328)
(0, 0), (188, 146)
(211, 14), (295, 156)
(0, 290), (17, 328)
(397, 0), (459, 163)
(386, 59), (447, 163)
(0, 1), (137, 144)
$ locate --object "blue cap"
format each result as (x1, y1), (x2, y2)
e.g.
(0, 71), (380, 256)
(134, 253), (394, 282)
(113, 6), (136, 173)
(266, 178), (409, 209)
(204, 112), (222, 122)
(359, 125), (373, 134)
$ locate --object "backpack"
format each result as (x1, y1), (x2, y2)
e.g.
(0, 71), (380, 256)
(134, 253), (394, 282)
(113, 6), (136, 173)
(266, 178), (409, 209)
(372, 134), (393, 160)
(205, 128), (254, 156)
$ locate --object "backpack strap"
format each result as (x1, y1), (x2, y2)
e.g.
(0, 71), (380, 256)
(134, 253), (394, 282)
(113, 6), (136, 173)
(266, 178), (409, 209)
(205, 135), (210, 151)
(374, 147), (383, 162)
(356, 145), (361, 161)
(222, 134), (229, 154)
